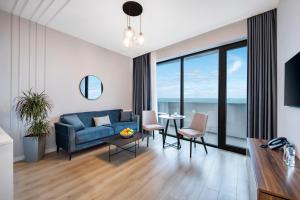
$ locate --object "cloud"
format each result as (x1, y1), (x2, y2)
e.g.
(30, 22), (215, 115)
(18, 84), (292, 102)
(228, 60), (242, 74)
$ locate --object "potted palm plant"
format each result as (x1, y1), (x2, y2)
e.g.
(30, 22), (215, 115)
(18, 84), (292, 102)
(16, 89), (52, 162)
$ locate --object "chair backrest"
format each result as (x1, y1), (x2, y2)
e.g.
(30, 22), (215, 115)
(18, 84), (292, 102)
(190, 113), (208, 134)
(142, 110), (158, 125)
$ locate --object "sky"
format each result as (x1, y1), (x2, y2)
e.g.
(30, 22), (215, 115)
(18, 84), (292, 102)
(157, 47), (247, 99)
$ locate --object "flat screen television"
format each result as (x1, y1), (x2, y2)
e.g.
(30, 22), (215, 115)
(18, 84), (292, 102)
(284, 52), (300, 107)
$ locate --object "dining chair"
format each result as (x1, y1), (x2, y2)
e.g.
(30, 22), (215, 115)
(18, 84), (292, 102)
(142, 110), (165, 147)
(178, 113), (208, 158)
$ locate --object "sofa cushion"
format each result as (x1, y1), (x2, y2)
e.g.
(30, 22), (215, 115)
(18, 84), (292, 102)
(109, 122), (138, 134)
(75, 126), (114, 144)
(65, 109), (122, 127)
(120, 111), (133, 122)
(93, 116), (111, 126)
(61, 114), (85, 131)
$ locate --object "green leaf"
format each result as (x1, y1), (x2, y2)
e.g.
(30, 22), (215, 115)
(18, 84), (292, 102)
(15, 89), (52, 138)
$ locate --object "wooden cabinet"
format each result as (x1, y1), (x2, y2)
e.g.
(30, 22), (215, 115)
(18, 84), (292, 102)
(247, 138), (300, 200)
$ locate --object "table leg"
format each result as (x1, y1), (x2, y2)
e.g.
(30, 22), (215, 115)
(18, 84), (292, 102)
(135, 141), (137, 158)
(165, 119), (169, 134)
(164, 119), (169, 147)
(173, 120), (181, 149)
(109, 144), (111, 162)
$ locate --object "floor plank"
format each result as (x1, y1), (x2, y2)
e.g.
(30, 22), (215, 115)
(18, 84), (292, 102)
(14, 136), (249, 200)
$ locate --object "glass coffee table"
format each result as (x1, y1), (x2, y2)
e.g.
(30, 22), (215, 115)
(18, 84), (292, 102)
(102, 132), (142, 161)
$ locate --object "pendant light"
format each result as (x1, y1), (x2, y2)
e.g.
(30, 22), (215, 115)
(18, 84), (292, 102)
(122, 1), (144, 47)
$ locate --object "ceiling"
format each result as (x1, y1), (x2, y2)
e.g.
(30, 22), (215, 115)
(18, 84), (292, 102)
(0, 0), (279, 58)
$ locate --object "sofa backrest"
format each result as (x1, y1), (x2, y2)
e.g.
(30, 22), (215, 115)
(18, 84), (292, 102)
(61, 109), (122, 127)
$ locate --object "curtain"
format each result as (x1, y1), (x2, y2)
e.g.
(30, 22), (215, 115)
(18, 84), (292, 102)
(133, 53), (152, 128)
(247, 9), (277, 140)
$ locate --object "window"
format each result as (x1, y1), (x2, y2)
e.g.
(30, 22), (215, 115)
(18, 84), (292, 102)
(226, 47), (247, 148)
(156, 40), (247, 153)
(184, 51), (219, 145)
(157, 59), (181, 132)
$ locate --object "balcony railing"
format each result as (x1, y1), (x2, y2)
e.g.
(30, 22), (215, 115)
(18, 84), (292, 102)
(157, 98), (247, 148)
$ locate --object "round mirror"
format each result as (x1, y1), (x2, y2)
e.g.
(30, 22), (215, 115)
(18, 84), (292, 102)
(79, 75), (103, 100)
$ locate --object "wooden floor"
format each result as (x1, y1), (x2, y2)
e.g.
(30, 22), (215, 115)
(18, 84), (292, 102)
(14, 136), (249, 200)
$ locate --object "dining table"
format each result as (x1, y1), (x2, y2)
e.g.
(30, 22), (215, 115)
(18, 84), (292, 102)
(158, 114), (186, 149)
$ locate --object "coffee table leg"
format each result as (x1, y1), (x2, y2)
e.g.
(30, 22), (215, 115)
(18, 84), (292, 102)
(135, 141), (137, 158)
(109, 144), (111, 162)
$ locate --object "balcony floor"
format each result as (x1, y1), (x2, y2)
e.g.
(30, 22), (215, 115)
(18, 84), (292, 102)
(163, 127), (246, 149)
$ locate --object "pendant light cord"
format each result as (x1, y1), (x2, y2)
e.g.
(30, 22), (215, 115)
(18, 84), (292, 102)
(139, 15), (142, 33)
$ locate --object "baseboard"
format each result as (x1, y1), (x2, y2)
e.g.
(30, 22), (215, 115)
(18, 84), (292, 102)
(45, 147), (57, 154)
(13, 147), (57, 162)
(14, 155), (24, 162)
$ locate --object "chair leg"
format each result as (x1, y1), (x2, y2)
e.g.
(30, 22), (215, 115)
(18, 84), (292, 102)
(161, 130), (165, 148)
(194, 138), (196, 148)
(153, 131), (155, 140)
(147, 134), (149, 147)
(69, 153), (72, 161)
(57, 146), (59, 153)
(201, 137), (208, 154)
(190, 138), (193, 158)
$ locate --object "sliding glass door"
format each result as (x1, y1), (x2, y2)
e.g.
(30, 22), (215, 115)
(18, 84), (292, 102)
(156, 59), (181, 135)
(225, 46), (248, 149)
(184, 51), (219, 146)
(156, 40), (247, 153)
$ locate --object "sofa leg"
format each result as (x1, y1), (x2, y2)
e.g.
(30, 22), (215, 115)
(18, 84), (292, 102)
(69, 153), (72, 160)
(57, 146), (59, 153)
(153, 131), (155, 139)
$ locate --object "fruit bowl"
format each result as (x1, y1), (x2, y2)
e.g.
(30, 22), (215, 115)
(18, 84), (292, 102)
(120, 128), (134, 139)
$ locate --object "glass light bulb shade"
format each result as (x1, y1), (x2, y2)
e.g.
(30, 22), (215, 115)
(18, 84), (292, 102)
(123, 37), (132, 48)
(137, 32), (144, 45)
(124, 26), (134, 39)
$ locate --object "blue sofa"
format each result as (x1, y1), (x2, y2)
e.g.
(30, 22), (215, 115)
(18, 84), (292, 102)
(55, 109), (139, 160)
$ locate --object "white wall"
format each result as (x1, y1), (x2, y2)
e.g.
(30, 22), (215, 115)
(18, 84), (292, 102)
(0, 10), (133, 160)
(156, 20), (247, 61)
(277, 0), (300, 156)
(0, 127), (13, 200)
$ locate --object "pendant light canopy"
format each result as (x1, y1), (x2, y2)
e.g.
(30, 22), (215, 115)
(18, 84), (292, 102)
(122, 1), (144, 47)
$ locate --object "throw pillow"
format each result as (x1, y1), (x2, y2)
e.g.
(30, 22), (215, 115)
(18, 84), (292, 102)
(61, 114), (85, 131)
(120, 111), (133, 122)
(94, 116), (111, 126)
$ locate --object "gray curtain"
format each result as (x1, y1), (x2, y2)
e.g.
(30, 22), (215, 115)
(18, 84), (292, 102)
(133, 53), (151, 128)
(247, 9), (277, 140)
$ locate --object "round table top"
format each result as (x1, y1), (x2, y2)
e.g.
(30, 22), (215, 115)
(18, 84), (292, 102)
(158, 114), (186, 120)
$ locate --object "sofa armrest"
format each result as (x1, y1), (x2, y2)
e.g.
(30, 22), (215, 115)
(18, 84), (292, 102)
(55, 122), (76, 153)
(132, 114), (140, 132)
